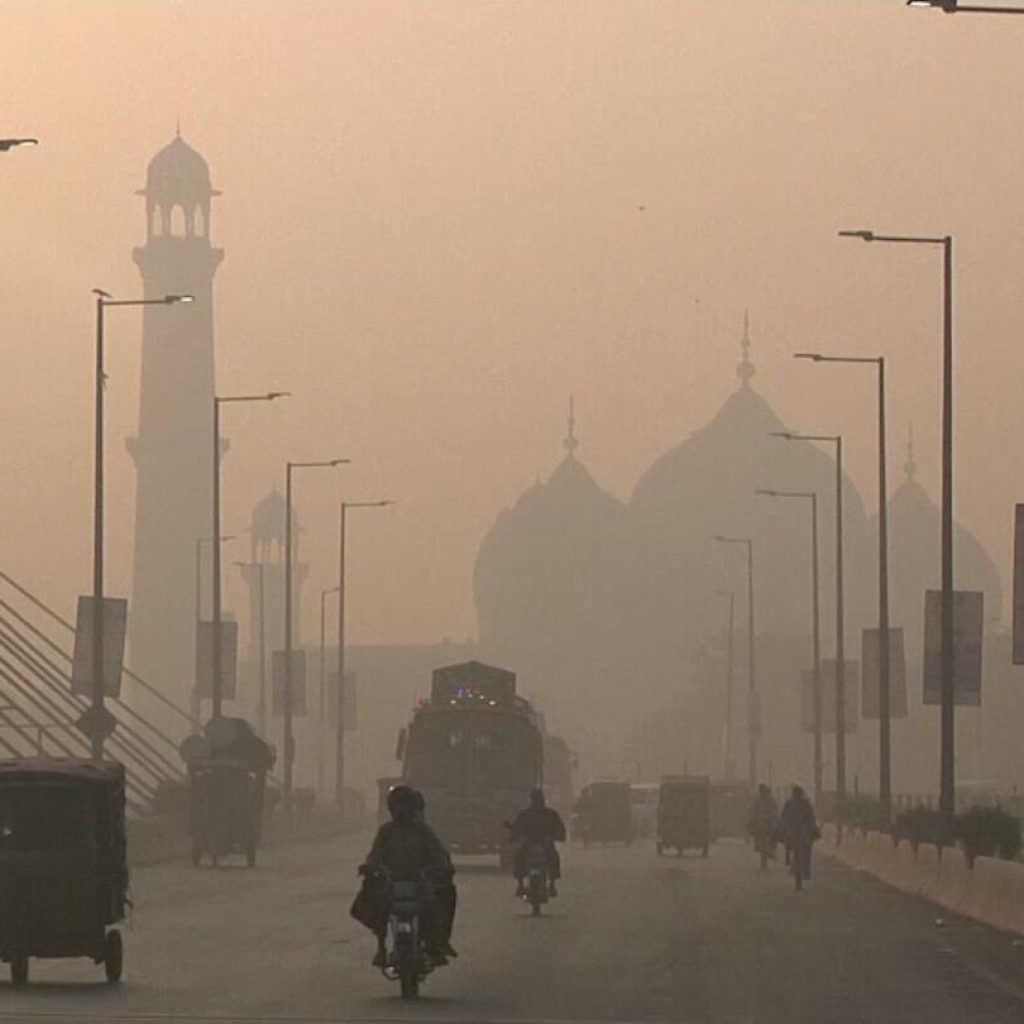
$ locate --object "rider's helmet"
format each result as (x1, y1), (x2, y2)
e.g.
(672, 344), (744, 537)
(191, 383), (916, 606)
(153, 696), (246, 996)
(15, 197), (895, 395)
(530, 788), (546, 809)
(758, 784), (771, 796)
(411, 789), (426, 820)
(387, 784), (418, 822)
(792, 784), (805, 800)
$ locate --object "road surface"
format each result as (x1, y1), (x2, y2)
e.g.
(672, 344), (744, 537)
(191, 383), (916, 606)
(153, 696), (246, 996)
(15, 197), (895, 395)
(1, 831), (1023, 1023)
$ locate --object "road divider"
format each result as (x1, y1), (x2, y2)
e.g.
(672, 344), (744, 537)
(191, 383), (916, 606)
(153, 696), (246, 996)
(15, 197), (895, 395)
(819, 829), (1024, 936)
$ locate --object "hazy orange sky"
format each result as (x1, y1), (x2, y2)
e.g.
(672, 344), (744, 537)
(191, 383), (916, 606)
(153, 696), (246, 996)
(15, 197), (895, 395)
(2, 0), (1023, 647)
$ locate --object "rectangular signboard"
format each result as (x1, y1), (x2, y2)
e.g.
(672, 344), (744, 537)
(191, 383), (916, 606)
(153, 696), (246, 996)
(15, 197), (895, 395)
(70, 595), (127, 698)
(801, 659), (858, 734)
(861, 627), (908, 720)
(924, 589), (983, 707)
(272, 649), (307, 717)
(1014, 505), (1024, 664)
(327, 671), (357, 732)
(194, 620), (239, 699)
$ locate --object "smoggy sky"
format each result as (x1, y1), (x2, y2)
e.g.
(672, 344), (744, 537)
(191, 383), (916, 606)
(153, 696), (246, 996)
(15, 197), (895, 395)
(2, 0), (1023, 647)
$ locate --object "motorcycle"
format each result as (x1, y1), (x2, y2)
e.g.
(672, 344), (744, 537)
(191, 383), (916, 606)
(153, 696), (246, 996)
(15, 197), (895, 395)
(522, 841), (550, 916)
(382, 874), (433, 999)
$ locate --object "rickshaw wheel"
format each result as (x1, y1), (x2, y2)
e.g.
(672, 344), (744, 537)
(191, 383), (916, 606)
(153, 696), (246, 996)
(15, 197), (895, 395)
(104, 929), (123, 984)
(10, 956), (28, 986)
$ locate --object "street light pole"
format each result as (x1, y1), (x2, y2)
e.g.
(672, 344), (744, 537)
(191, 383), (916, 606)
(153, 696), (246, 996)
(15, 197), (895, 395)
(757, 489), (822, 804)
(794, 352), (892, 823)
(716, 589), (736, 780)
(283, 458), (348, 818)
(211, 392), (287, 719)
(235, 560), (268, 735)
(319, 585), (339, 798)
(773, 432), (845, 820)
(907, 1), (1024, 12)
(713, 536), (756, 787)
(840, 229), (955, 830)
(194, 534), (235, 721)
(335, 500), (394, 812)
(90, 289), (192, 759)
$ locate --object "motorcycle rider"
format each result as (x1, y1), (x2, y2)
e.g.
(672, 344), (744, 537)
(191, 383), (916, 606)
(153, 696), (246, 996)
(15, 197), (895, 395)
(508, 788), (566, 897)
(351, 785), (456, 968)
(747, 784), (779, 868)
(777, 784), (819, 884)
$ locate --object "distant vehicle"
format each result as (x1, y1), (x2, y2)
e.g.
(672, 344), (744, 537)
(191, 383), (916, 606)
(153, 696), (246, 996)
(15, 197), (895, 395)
(0, 758), (128, 985)
(181, 718), (274, 868)
(576, 780), (633, 846)
(710, 781), (752, 840)
(397, 661), (543, 867)
(630, 782), (660, 838)
(656, 775), (711, 857)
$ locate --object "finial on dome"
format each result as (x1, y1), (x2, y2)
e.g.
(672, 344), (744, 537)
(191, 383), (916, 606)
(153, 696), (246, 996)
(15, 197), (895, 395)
(175, 117), (181, 138)
(737, 310), (755, 388)
(905, 423), (917, 480)
(563, 396), (579, 458)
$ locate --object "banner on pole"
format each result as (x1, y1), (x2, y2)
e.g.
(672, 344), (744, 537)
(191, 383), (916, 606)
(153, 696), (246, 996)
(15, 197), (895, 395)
(801, 659), (858, 734)
(1014, 505), (1024, 664)
(861, 627), (908, 720)
(923, 589), (983, 707)
(272, 649), (307, 717)
(194, 620), (239, 699)
(70, 596), (127, 698)
(327, 671), (357, 732)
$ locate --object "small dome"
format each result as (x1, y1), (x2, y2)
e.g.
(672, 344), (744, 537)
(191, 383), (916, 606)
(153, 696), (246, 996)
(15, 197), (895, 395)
(140, 134), (218, 202)
(250, 488), (299, 549)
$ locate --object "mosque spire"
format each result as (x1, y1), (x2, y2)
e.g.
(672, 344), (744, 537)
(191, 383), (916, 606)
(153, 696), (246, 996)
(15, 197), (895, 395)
(737, 310), (755, 389)
(563, 395), (579, 458)
(905, 423), (917, 480)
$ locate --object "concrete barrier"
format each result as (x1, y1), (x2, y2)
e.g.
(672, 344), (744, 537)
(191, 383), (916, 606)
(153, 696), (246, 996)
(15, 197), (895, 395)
(890, 840), (918, 891)
(963, 856), (1024, 933)
(934, 846), (972, 915)
(915, 843), (941, 901)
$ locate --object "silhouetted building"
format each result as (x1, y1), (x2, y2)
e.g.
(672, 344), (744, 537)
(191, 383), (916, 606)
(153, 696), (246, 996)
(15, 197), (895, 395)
(127, 133), (222, 715)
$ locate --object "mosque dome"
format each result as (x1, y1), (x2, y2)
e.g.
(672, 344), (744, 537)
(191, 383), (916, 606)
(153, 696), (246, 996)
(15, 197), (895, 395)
(250, 488), (300, 557)
(141, 134), (218, 201)
(878, 431), (1002, 640)
(629, 318), (874, 647)
(474, 402), (631, 656)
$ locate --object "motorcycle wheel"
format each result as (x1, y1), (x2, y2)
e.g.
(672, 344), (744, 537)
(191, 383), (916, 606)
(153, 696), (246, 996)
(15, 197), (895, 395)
(395, 937), (419, 999)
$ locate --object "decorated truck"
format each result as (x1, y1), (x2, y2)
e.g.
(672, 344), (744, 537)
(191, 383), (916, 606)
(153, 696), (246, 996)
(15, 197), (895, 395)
(396, 661), (543, 867)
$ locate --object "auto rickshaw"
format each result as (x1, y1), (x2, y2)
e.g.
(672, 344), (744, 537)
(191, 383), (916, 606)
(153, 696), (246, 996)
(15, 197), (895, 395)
(575, 780), (633, 846)
(181, 717), (274, 868)
(0, 758), (128, 985)
(656, 775), (711, 857)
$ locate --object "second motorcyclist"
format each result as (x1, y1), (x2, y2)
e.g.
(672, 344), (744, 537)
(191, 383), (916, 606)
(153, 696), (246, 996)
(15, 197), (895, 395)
(508, 788), (567, 897)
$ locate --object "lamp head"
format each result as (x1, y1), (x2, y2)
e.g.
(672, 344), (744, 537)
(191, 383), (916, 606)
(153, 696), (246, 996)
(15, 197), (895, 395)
(266, 391), (290, 400)
(164, 294), (194, 304)
(906, 0), (957, 9)
(770, 431), (795, 441)
(838, 229), (875, 242)
(329, 458), (351, 467)
(793, 353), (822, 362)
(92, 288), (112, 300)
(0, 138), (38, 151)
(756, 489), (778, 497)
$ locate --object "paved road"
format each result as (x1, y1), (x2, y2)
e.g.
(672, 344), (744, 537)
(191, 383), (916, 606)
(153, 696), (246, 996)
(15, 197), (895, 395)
(2, 832), (1024, 1023)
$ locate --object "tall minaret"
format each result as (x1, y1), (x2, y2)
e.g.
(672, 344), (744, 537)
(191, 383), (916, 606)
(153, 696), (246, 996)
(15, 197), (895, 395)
(127, 133), (223, 720)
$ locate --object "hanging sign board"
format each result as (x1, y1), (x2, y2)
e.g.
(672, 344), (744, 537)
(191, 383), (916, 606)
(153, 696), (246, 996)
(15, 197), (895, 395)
(801, 659), (858, 734)
(70, 596), (127, 698)
(923, 589), (983, 707)
(861, 627), (908, 720)
(1014, 505), (1024, 664)
(272, 649), (307, 717)
(194, 620), (239, 699)
(327, 671), (357, 732)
